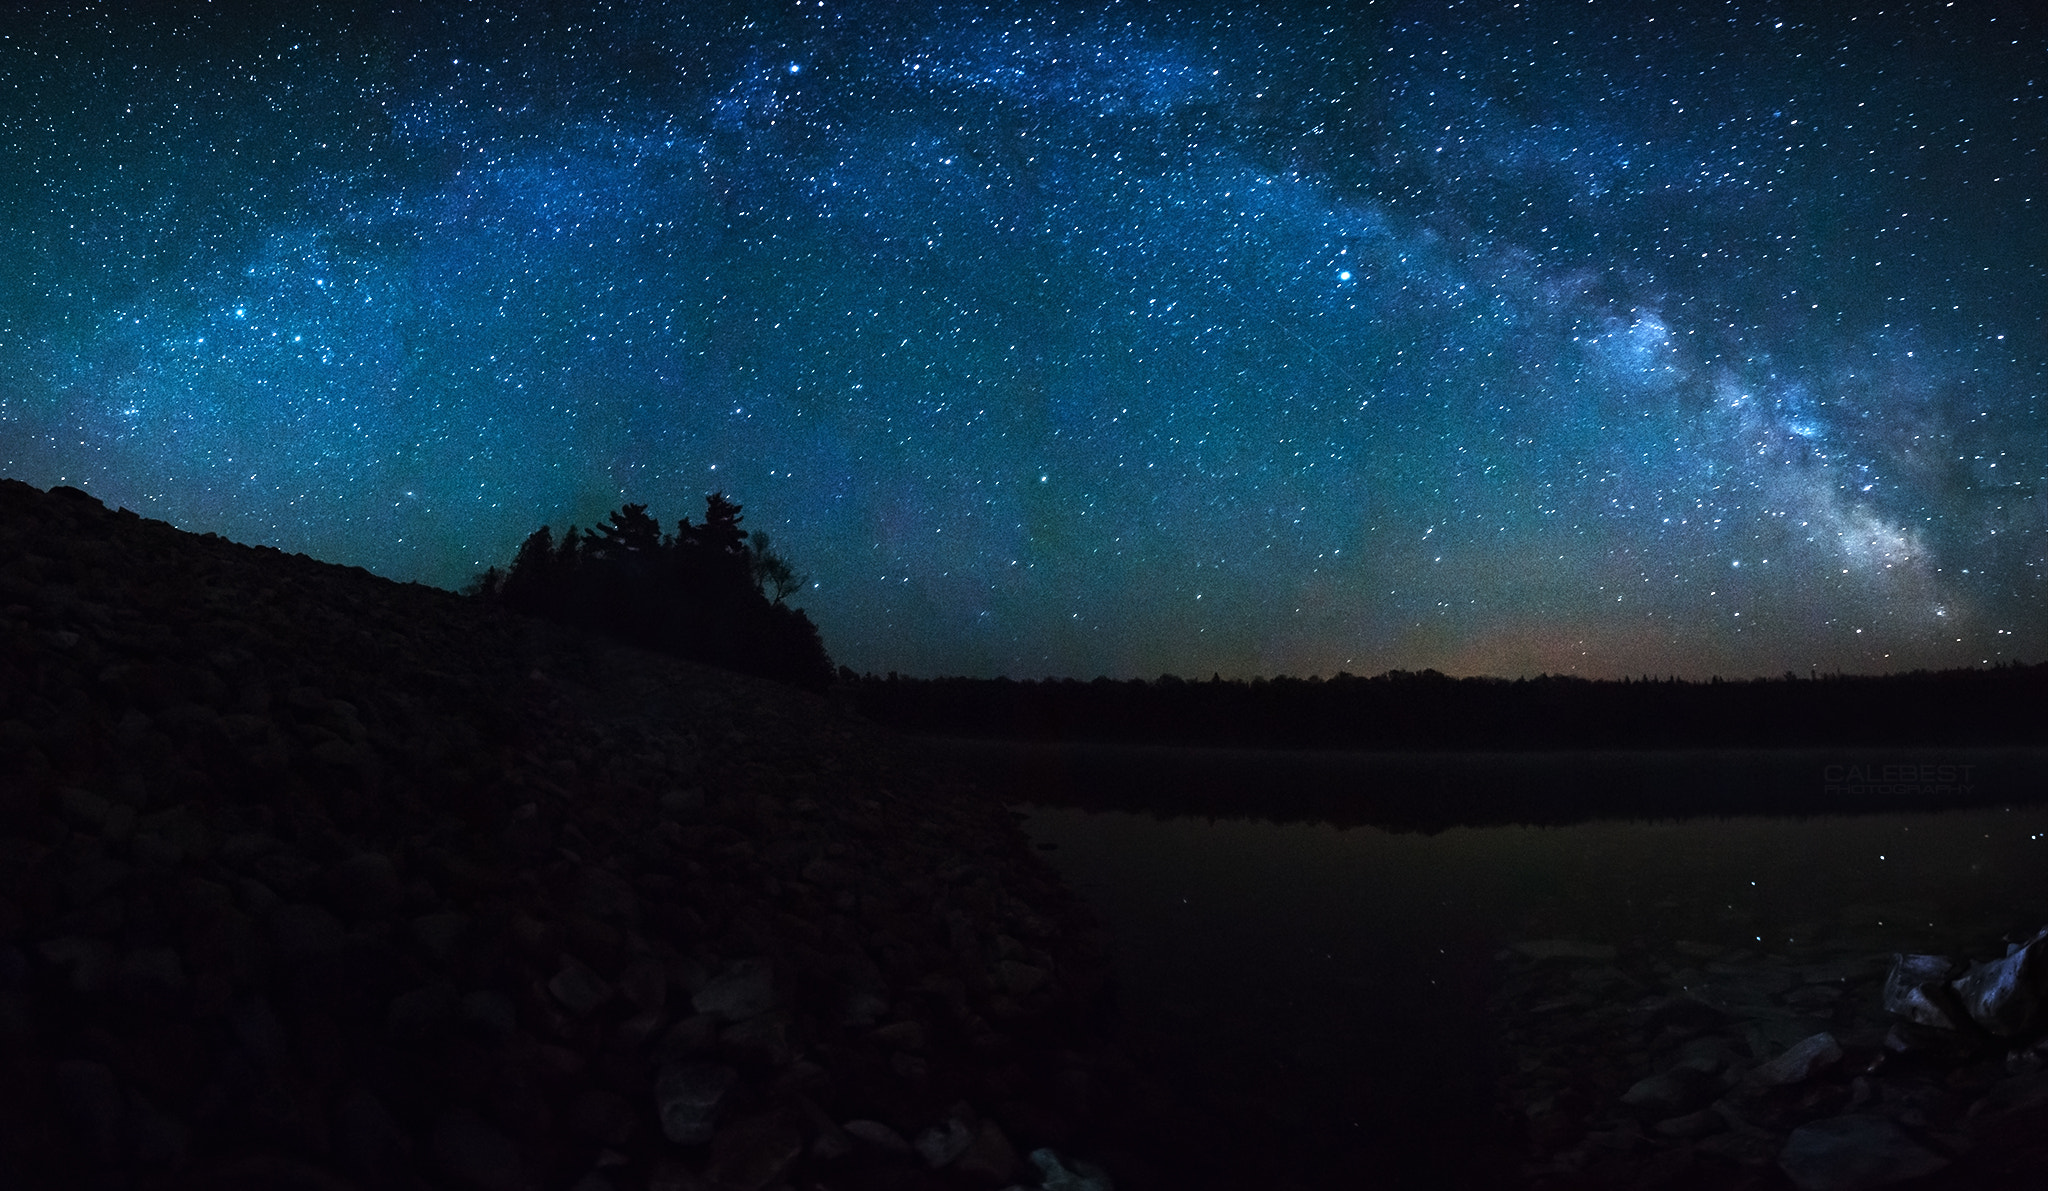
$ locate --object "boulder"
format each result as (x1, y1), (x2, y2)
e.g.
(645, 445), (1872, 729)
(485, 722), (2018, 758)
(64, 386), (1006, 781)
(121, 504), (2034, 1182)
(1749, 1032), (1843, 1088)
(1777, 1115), (1947, 1191)
(706, 1112), (805, 1191)
(1653, 1108), (1728, 1140)
(410, 911), (472, 967)
(1950, 930), (2047, 1037)
(460, 989), (518, 1039)
(323, 852), (405, 920)
(1882, 954), (1963, 1031)
(432, 1106), (533, 1191)
(692, 958), (774, 1022)
(955, 1119), (1020, 1184)
(548, 958), (615, 1015)
(1029, 1147), (1116, 1191)
(914, 1113), (975, 1168)
(1620, 1065), (1720, 1118)
(654, 1061), (735, 1145)
(843, 1119), (914, 1155)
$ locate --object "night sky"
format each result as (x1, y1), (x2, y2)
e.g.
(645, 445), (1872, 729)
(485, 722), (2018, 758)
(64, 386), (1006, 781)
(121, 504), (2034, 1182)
(3, 2), (2042, 681)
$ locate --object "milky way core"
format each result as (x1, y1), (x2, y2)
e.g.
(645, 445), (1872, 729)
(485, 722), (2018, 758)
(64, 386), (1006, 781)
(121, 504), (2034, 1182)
(3, 2), (2042, 679)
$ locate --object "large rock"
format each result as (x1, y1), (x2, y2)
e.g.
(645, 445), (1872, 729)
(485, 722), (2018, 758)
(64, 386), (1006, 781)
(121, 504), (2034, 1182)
(654, 1061), (735, 1145)
(548, 958), (615, 1016)
(915, 1113), (975, 1167)
(843, 1119), (914, 1155)
(706, 1112), (805, 1191)
(692, 958), (775, 1022)
(431, 1106), (533, 1191)
(955, 1119), (1020, 1184)
(1949, 930), (2047, 1037)
(1777, 1115), (1947, 1191)
(1749, 1032), (1843, 1088)
(1620, 1065), (1721, 1117)
(322, 852), (406, 920)
(1029, 1148), (1117, 1191)
(1882, 954), (1963, 1031)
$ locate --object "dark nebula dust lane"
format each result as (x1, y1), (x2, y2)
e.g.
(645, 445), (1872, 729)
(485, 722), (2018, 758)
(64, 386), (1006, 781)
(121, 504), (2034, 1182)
(2, 1), (2042, 680)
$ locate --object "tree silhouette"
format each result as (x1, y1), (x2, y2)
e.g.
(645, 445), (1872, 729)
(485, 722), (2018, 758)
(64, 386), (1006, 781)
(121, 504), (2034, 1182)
(478, 493), (834, 690)
(748, 531), (805, 604)
(591, 502), (663, 560)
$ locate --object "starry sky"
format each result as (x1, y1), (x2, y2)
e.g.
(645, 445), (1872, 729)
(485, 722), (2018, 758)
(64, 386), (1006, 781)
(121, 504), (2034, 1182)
(3, 1), (2043, 681)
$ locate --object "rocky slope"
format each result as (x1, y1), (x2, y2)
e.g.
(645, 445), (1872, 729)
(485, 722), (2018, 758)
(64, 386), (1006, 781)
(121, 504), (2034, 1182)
(0, 480), (1156, 1191)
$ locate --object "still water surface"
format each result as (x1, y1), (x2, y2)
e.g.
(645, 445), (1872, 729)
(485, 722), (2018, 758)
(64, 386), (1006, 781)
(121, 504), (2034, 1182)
(999, 752), (2048, 1187)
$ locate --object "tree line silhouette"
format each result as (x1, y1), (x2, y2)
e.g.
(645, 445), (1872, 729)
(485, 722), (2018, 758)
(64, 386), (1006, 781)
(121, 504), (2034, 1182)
(841, 663), (2048, 750)
(468, 494), (834, 690)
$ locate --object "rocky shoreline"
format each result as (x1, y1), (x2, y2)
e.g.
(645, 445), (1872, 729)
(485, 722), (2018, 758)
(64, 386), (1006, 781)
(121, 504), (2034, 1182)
(0, 480), (1171, 1191)
(1495, 927), (2048, 1188)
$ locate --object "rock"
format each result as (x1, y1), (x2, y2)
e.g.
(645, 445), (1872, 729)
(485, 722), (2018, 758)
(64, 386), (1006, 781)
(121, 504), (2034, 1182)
(1620, 1065), (1720, 1117)
(843, 1118), (914, 1155)
(267, 902), (346, 962)
(570, 1088), (638, 1146)
(433, 1105), (533, 1191)
(659, 787), (704, 820)
(840, 967), (891, 1028)
(460, 989), (518, 1039)
(389, 982), (458, 1036)
(1950, 930), (2047, 1037)
(618, 956), (668, 1012)
(64, 854), (131, 906)
(657, 1014), (721, 1062)
(1028, 1147), (1116, 1191)
(870, 1019), (926, 1051)
(323, 851), (405, 920)
(227, 994), (292, 1068)
(1514, 939), (1618, 962)
(955, 1118), (1020, 1184)
(53, 1058), (125, 1156)
(1633, 993), (1729, 1034)
(333, 1085), (413, 1185)
(1882, 954), (1963, 1031)
(692, 957), (775, 1022)
(1964, 1068), (2048, 1145)
(39, 936), (117, 994)
(1882, 1021), (1982, 1065)
(721, 1013), (795, 1065)
(549, 958), (615, 1015)
(1696, 1123), (1782, 1169)
(1653, 1108), (1728, 1140)
(116, 945), (188, 1006)
(654, 1061), (735, 1145)
(997, 960), (1049, 997)
(706, 1113), (805, 1191)
(1750, 1032), (1844, 1087)
(915, 1113), (975, 1167)
(411, 911), (472, 966)
(801, 858), (853, 887)
(1777, 1114), (1948, 1191)
(801, 1105), (855, 1160)
(128, 1094), (191, 1168)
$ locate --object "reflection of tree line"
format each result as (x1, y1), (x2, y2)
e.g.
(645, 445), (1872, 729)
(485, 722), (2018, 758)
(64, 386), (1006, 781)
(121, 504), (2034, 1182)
(467, 494), (835, 691)
(845, 665), (2048, 750)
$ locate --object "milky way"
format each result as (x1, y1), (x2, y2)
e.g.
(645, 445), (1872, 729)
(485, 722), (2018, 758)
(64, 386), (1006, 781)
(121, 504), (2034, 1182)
(3, 2), (2042, 679)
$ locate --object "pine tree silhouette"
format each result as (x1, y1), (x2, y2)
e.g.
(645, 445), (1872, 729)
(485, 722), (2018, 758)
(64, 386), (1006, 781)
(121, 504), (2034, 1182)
(483, 494), (833, 690)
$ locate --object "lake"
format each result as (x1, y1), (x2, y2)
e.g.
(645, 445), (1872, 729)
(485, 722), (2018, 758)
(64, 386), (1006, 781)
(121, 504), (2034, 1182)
(919, 740), (2048, 1187)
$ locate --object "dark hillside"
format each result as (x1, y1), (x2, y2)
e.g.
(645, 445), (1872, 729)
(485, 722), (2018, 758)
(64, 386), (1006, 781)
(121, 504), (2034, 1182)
(0, 480), (1222, 1191)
